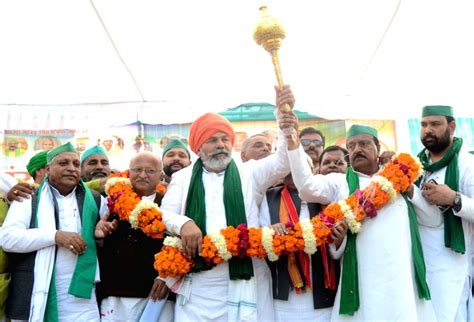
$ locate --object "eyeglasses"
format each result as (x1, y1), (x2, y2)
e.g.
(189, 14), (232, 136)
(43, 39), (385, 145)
(301, 139), (323, 147)
(130, 167), (159, 175)
(346, 140), (372, 151)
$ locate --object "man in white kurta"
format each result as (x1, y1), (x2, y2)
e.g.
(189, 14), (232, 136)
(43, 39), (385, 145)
(286, 124), (436, 321)
(0, 143), (112, 321)
(411, 105), (474, 322)
(161, 87), (296, 322)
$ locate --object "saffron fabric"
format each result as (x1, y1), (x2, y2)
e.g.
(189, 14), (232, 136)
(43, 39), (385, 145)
(188, 112), (235, 154)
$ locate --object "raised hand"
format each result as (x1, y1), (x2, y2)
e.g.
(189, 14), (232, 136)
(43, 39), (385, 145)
(275, 85), (295, 111)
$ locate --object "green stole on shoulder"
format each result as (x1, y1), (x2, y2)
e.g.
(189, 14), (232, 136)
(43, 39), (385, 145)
(417, 137), (465, 253)
(339, 167), (430, 316)
(185, 158), (253, 280)
(37, 179), (99, 321)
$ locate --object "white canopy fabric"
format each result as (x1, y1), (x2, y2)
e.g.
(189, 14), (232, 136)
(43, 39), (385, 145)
(1, 0), (473, 150)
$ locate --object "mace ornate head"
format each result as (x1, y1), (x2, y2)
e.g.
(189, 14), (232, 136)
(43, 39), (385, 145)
(253, 5), (286, 53)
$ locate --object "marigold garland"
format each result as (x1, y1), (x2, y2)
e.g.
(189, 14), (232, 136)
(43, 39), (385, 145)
(105, 172), (166, 239)
(246, 227), (266, 259)
(153, 237), (193, 278)
(154, 153), (422, 278)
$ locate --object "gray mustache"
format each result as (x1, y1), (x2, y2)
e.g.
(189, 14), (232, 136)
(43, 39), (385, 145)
(209, 149), (230, 157)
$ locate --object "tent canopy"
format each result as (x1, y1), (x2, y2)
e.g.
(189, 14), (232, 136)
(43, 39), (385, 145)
(219, 103), (321, 122)
(1, 0), (473, 125)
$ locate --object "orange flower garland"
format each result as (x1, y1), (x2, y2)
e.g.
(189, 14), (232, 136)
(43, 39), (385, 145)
(201, 235), (224, 265)
(156, 183), (167, 196)
(153, 153), (422, 278)
(221, 226), (241, 257)
(246, 228), (266, 259)
(105, 172), (166, 239)
(363, 182), (390, 209)
(154, 237), (193, 278)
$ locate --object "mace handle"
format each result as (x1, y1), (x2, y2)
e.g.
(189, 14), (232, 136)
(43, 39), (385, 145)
(271, 50), (290, 112)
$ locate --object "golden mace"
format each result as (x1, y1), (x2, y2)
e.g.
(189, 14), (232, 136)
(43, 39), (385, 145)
(253, 5), (290, 112)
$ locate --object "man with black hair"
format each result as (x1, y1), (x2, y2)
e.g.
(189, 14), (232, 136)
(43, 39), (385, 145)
(162, 139), (192, 183)
(287, 123), (435, 321)
(299, 127), (325, 173)
(411, 105), (474, 321)
(318, 145), (349, 175)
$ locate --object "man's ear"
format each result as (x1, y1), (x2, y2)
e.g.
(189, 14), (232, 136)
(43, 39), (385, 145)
(240, 151), (246, 162)
(449, 120), (456, 136)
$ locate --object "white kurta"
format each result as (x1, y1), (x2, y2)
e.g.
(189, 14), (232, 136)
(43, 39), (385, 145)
(411, 149), (474, 322)
(260, 197), (332, 322)
(288, 146), (436, 322)
(161, 130), (290, 322)
(0, 172), (17, 196)
(0, 184), (108, 321)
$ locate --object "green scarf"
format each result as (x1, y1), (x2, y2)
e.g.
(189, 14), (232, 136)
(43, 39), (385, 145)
(339, 168), (431, 315)
(37, 179), (99, 321)
(339, 167), (360, 315)
(185, 158), (253, 280)
(402, 194), (431, 300)
(417, 137), (464, 253)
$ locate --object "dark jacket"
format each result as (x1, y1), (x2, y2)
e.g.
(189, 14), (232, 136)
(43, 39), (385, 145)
(265, 185), (340, 309)
(97, 193), (164, 299)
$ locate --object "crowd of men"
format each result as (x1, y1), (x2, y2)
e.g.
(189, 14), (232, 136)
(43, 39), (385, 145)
(0, 85), (473, 322)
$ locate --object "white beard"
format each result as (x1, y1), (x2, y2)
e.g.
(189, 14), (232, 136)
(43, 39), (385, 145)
(200, 147), (232, 172)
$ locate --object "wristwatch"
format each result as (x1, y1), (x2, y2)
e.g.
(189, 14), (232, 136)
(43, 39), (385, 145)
(453, 192), (462, 212)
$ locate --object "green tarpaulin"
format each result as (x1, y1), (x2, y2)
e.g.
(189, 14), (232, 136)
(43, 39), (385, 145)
(219, 103), (321, 122)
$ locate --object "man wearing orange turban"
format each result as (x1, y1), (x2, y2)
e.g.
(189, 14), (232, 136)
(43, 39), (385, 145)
(160, 85), (298, 322)
(188, 112), (235, 155)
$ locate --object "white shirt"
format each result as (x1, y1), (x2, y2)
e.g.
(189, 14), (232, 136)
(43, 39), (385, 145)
(160, 129), (290, 322)
(288, 146), (436, 322)
(161, 129), (290, 235)
(0, 171), (17, 196)
(411, 149), (474, 322)
(0, 182), (108, 321)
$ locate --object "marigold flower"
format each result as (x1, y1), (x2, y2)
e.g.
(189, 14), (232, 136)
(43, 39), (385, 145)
(154, 245), (193, 278)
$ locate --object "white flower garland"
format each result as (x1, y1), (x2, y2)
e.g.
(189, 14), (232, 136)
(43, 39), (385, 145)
(262, 226), (279, 261)
(339, 200), (361, 233)
(129, 199), (158, 229)
(163, 236), (184, 251)
(104, 177), (131, 195)
(300, 218), (317, 255)
(373, 176), (397, 201)
(209, 232), (232, 261)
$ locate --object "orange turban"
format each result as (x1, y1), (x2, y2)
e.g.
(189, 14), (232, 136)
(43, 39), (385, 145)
(189, 113), (235, 154)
